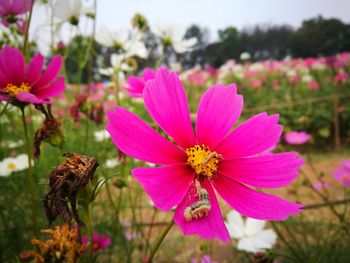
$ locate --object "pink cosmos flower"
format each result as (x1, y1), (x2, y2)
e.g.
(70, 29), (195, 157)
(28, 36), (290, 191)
(333, 160), (350, 187)
(82, 232), (112, 253)
(0, 0), (32, 32)
(312, 181), (331, 190)
(285, 131), (311, 145)
(0, 46), (65, 104)
(106, 68), (303, 242)
(308, 80), (320, 90)
(334, 72), (348, 85)
(192, 255), (218, 263)
(124, 68), (155, 98)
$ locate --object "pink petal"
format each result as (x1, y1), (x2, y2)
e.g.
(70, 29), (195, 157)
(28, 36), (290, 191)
(142, 68), (155, 80)
(106, 107), (185, 165)
(25, 53), (44, 85)
(124, 76), (144, 96)
(174, 180), (230, 242)
(215, 113), (282, 159)
(196, 84), (243, 149)
(219, 153), (304, 188)
(143, 68), (195, 149)
(35, 77), (65, 99)
(0, 46), (25, 85)
(213, 175), (302, 220)
(16, 91), (50, 104)
(132, 165), (194, 210)
(33, 55), (62, 91)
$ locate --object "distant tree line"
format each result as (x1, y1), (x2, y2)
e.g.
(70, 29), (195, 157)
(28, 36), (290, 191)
(181, 16), (350, 67)
(62, 16), (350, 83)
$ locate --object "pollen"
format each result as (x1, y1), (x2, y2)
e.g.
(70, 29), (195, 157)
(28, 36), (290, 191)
(7, 162), (16, 169)
(3, 83), (31, 96)
(185, 144), (222, 177)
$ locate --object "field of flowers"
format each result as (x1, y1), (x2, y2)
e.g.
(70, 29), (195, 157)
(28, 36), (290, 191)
(0, 1), (350, 263)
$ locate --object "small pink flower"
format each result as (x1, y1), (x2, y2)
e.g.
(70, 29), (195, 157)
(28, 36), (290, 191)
(285, 131), (311, 145)
(308, 80), (320, 90)
(0, 46), (65, 104)
(124, 68), (155, 98)
(312, 181), (331, 190)
(250, 79), (263, 88)
(0, 0), (32, 32)
(192, 255), (218, 263)
(333, 160), (350, 187)
(334, 72), (348, 85)
(82, 232), (112, 252)
(106, 68), (303, 242)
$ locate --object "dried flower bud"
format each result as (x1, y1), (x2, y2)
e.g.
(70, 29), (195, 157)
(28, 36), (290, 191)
(88, 104), (104, 125)
(131, 13), (148, 32)
(70, 94), (88, 123)
(44, 153), (98, 226)
(34, 105), (64, 159)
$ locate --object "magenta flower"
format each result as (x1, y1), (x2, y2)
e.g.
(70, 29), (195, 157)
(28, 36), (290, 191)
(82, 232), (112, 252)
(124, 68), (155, 98)
(312, 181), (331, 190)
(333, 160), (350, 187)
(106, 68), (303, 242)
(0, 46), (65, 104)
(285, 131), (311, 145)
(0, 0), (32, 32)
(192, 255), (218, 263)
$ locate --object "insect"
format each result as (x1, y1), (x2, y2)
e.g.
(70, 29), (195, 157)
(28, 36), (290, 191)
(184, 180), (211, 222)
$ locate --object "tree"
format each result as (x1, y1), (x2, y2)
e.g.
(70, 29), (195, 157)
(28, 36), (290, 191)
(290, 16), (348, 57)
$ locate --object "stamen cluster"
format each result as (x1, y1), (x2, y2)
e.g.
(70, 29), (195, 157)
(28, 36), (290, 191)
(186, 144), (222, 177)
(3, 83), (31, 96)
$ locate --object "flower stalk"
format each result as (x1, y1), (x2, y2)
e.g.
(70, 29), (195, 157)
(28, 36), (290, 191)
(20, 106), (37, 234)
(147, 219), (174, 262)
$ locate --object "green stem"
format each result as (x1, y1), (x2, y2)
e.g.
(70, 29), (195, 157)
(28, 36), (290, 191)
(144, 208), (158, 255)
(304, 198), (350, 210)
(85, 204), (94, 262)
(83, 118), (90, 153)
(23, 0), (35, 57)
(270, 222), (303, 263)
(20, 107), (36, 234)
(0, 102), (9, 117)
(147, 219), (174, 263)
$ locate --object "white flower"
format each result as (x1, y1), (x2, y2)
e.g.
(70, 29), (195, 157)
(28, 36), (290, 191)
(7, 140), (24, 149)
(225, 210), (277, 253)
(105, 159), (118, 168)
(151, 23), (197, 53)
(302, 74), (313, 83)
(94, 130), (110, 142)
(96, 26), (148, 59)
(99, 53), (132, 81)
(0, 154), (32, 177)
(53, 0), (93, 25)
(240, 52), (251, 61)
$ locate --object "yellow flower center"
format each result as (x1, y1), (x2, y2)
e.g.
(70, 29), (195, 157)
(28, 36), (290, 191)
(3, 83), (31, 96)
(7, 162), (16, 169)
(186, 144), (222, 177)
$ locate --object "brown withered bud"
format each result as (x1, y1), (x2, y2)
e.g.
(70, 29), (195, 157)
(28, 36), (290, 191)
(117, 149), (127, 166)
(34, 104), (64, 159)
(44, 153), (98, 226)
(70, 94), (88, 123)
(88, 104), (104, 125)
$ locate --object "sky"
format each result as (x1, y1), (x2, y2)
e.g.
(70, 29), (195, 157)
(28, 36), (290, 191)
(30, 0), (350, 52)
(95, 0), (350, 39)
